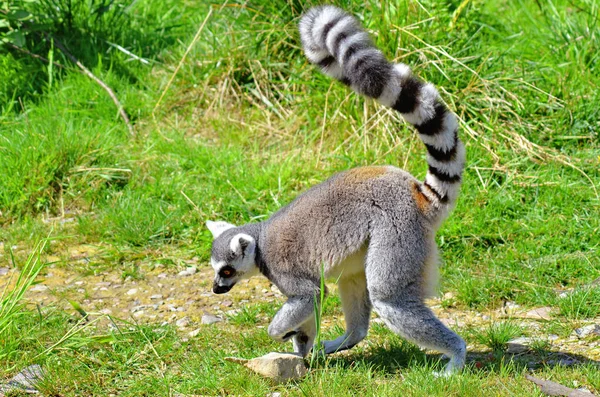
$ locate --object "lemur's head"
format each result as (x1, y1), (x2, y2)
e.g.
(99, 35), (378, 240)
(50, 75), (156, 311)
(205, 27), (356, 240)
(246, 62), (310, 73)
(206, 221), (259, 294)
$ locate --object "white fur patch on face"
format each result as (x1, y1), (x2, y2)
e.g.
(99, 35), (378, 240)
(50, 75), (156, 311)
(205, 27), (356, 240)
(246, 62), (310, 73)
(210, 258), (226, 271)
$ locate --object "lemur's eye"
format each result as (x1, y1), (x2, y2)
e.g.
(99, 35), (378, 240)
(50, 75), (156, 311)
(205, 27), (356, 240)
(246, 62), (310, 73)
(219, 266), (235, 278)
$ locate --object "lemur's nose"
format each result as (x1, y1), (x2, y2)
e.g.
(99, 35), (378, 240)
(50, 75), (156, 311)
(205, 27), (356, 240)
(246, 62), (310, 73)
(212, 283), (232, 294)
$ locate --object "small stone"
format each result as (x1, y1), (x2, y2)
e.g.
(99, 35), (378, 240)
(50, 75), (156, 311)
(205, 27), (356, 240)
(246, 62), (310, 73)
(268, 393), (282, 397)
(178, 267), (197, 277)
(176, 316), (191, 328)
(222, 300), (233, 307)
(504, 301), (520, 312)
(1, 364), (44, 394)
(548, 334), (559, 341)
(202, 314), (222, 325)
(150, 294), (163, 300)
(506, 337), (532, 354)
(575, 324), (600, 338)
(157, 273), (168, 279)
(0, 267), (9, 276)
(188, 329), (201, 337)
(225, 352), (307, 383)
(30, 285), (48, 292)
(126, 288), (138, 296)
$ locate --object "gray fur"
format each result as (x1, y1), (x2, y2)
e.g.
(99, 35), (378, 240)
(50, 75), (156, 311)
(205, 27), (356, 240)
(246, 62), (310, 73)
(206, 6), (467, 374)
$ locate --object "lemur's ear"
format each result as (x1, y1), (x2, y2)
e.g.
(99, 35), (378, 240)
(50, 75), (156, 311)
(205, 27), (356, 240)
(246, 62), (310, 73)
(230, 233), (255, 256)
(206, 220), (236, 238)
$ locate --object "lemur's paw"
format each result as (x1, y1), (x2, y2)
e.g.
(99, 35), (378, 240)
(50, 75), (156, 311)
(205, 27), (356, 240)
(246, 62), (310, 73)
(292, 332), (313, 357)
(267, 323), (298, 342)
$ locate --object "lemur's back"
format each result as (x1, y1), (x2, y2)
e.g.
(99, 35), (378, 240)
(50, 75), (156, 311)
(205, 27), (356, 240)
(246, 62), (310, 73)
(261, 166), (428, 280)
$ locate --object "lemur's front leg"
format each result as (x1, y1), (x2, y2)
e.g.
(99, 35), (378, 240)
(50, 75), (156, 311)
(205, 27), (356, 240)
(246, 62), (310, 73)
(267, 276), (322, 355)
(267, 295), (315, 344)
(292, 317), (317, 357)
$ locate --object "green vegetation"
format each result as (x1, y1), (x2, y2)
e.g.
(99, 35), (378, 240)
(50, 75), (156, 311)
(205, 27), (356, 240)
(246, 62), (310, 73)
(1, 0), (599, 395)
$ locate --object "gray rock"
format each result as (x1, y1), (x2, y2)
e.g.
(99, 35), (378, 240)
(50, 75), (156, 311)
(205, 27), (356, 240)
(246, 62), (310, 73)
(176, 316), (191, 328)
(525, 306), (553, 320)
(225, 352), (307, 383)
(150, 294), (163, 300)
(0, 364), (44, 394)
(506, 337), (532, 354)
(126, 288), (138, 296)
(202, 314), (223, 325)
(575, 324), (600, 338)
(0, 267), (9, 276)
(30, 284), (48, 292)
(177, 267), (197, 277)
(188, 329), (201, 337)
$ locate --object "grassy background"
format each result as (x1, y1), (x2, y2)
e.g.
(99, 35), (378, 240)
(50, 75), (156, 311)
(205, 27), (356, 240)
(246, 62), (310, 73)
(1, 0), (599, 395)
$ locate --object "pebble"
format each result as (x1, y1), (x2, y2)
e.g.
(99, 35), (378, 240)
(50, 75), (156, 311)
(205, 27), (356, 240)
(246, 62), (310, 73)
(30, 285), (49, 292)
(177, 267), (197, 277)
(126, 288), (138, 296)
(575, 324), (600, 338)
(504, 301), (520, 312)
(222, 300), (233, 307)
(506, 337), (532, 354)
(157, 273), (168, 279)
(0, 267), (10, 276)
(188, 329), (201, 337)
(202, 314), (223, 325)
(150, 294), (163, 300)
(176, 317), (191, 328)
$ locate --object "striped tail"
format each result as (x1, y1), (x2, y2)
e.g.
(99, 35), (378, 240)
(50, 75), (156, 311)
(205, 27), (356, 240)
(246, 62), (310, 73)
(299, 6), (466, 219)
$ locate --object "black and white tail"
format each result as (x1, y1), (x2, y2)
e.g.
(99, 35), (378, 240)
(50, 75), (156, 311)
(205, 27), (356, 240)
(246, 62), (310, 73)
(299, 6), (466, 218)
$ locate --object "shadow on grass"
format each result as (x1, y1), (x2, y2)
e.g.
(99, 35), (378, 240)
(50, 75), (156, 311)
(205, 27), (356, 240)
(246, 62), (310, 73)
(316, 342), (600, 375)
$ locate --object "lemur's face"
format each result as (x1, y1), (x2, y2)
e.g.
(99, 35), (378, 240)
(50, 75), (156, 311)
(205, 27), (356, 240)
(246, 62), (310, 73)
(206, 221), (259, 294)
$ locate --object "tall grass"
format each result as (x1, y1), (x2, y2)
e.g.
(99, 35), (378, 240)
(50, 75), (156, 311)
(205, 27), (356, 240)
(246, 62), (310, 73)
(0, 238), (48, 339)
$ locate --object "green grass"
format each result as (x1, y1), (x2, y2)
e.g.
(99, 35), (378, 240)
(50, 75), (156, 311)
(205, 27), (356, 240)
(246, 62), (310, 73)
(1, 0), (600, 395)
(473, 321), (524, 353)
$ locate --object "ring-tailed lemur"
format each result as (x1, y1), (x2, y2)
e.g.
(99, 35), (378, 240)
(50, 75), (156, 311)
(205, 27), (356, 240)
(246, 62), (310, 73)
(206, 5), (466, 374)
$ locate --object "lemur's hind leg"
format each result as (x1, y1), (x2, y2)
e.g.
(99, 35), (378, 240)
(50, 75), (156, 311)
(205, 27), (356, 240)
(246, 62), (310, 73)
(323, 274), (371, 354)
(366, 236), (466, 374)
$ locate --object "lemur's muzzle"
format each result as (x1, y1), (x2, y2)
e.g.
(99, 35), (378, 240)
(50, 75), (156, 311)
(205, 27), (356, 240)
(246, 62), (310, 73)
(212, 282), (233, 294)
